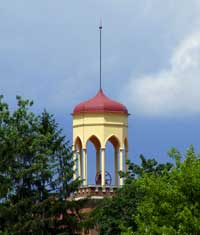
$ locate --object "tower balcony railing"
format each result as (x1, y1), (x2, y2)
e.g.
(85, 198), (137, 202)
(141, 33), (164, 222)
(72, 184), (121, 200)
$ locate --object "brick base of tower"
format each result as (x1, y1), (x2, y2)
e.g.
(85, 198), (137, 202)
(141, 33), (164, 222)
(71, 185), (119, 235)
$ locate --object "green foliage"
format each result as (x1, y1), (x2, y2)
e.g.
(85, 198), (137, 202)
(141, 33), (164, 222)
(0, 96), (80, 235)
(89, 148), (200, 235)
(88, 155), (172, 235)
(127, 154), (173, 179)
(88, 183), (138, 235)
(120, 226), (134, 235)
(133, 146), (200, 235)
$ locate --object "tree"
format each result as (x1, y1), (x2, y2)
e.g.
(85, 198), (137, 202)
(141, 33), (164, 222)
(90, 147), (200, 235)
(133, 146), (200, 235)
(0, 96), (80, 235)
(88, 154), (173, 235)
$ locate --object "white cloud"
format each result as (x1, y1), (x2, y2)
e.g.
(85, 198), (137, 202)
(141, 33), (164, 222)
(122, 32), (200, 117)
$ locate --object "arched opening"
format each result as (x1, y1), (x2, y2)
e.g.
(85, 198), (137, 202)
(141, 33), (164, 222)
(74, 137), (83, 182)
(105, 141), (115, 186)
(86, 135), (101, 185)
(105, 135), (120, 186)
(74, 136), (82, 151)
(107, 135), (120, 150)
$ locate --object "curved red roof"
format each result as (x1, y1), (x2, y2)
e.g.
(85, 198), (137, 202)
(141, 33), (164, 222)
(73, 89), (128, 115)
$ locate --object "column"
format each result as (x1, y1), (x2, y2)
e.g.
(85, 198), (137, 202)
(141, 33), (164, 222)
(96, 148), (100, 175)
(114, 149), (119, 186)
(73, 147), (77, 180)
(125, 150), (129, 173)
(119, 149), (124, 186)
(101, 148), (105, 187)
(78, 150), (82, 180)
(83, 148), (87, 186)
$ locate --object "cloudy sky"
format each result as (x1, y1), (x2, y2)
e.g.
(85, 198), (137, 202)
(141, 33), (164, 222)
(1, 0), (200, 181)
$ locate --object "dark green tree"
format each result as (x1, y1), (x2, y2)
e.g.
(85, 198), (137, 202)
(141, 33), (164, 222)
(0, 96), (80, 235)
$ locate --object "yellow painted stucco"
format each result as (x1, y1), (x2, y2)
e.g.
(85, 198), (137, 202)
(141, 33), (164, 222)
(73, 112), (128, 149)
(72, 112), (128, 187)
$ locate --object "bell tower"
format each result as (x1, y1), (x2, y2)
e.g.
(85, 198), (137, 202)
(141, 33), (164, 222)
(72, 89), (128, 198)
(72, 24), (129, 199)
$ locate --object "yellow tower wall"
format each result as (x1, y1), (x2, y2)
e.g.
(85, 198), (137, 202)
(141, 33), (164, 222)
(73, 113), (128, 149)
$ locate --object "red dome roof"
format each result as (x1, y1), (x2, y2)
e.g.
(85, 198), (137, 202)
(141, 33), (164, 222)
(73, 89), (128, 115)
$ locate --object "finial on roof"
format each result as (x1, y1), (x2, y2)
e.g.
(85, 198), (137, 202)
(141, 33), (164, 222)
(99, 19), (102, 30)
(99, 20), (102, 90)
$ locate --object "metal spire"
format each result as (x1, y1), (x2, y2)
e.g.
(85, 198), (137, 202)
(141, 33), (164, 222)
(99, 20), (102, 90)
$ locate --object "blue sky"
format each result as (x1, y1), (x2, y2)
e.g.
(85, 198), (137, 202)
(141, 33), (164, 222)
(1, 0), (200, 182)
